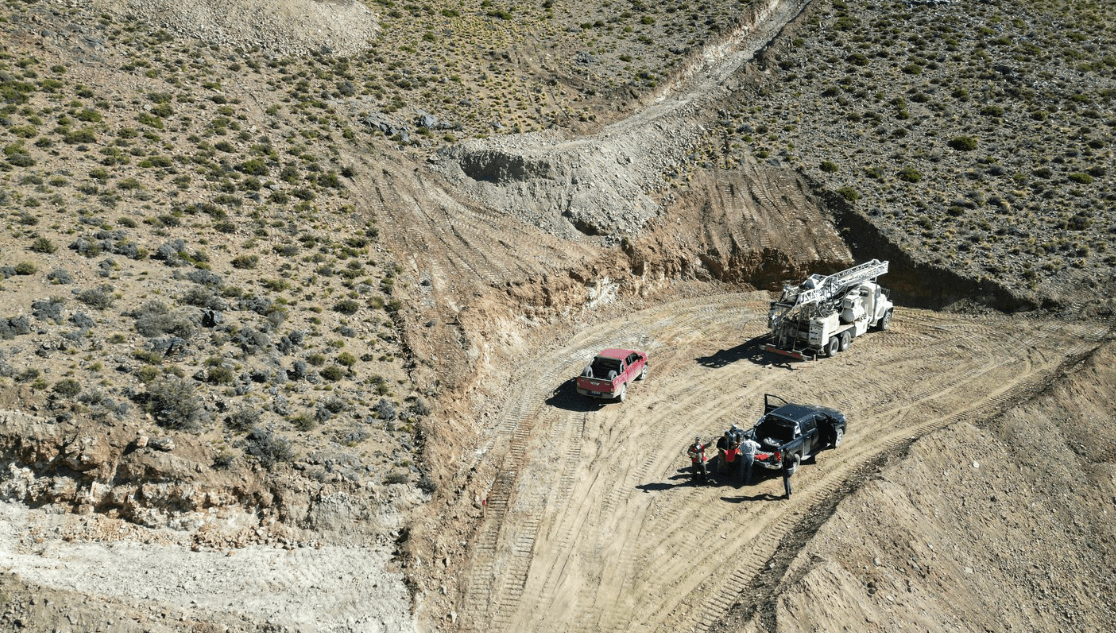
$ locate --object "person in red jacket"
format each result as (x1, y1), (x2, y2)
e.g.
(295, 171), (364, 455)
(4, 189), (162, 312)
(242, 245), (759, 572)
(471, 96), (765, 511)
(686, 436), (710, 483)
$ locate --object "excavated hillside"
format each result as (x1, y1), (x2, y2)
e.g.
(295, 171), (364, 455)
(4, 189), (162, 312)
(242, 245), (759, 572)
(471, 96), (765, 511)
(0, 0), (1113, 632)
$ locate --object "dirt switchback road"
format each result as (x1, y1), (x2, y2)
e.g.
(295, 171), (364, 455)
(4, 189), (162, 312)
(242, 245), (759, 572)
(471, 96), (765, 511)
(454, 294), (1107, 633)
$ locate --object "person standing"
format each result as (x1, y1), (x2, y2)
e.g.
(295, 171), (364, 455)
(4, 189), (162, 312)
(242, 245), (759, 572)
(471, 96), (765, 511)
(781, 459), (793, 499)
(739, 434), (760, 486)
(687, 436), (710, 484)
(715, 432), (730, 475)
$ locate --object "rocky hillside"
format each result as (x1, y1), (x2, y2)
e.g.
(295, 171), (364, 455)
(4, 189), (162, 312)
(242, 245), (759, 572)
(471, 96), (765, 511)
(716, 0), (1116, 307)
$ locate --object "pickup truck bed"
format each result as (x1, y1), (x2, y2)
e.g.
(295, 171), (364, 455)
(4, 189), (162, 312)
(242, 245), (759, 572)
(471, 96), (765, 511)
(748, 395), (846, 474)
(575, 348), (648, 402)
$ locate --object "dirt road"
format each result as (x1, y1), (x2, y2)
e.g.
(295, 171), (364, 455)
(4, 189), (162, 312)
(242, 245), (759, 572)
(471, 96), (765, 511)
(453, 294), (1107, 633)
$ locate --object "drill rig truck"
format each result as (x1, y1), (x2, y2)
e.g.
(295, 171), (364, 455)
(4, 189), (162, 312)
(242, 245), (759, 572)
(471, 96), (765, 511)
(761, 259), (893, 360)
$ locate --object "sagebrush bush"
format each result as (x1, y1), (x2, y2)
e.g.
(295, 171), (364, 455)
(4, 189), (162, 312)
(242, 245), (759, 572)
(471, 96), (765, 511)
(244, 426), (294, 468)
(77, 286), (115, 310)
(949, 136), (977, 151)
(145, 376), (207, 431)
(52, 378), (82, 398)
(320, 365), (344, 381)
(226, 406), (261, 432)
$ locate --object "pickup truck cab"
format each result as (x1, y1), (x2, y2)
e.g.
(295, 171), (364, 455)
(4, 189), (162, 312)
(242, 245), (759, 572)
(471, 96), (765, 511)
(575, 348), (648, 402)
(749, 394), (846, 474)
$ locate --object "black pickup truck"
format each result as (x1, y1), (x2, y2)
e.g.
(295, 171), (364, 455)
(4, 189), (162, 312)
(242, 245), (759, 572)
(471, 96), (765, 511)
(748, 394), (847, 474)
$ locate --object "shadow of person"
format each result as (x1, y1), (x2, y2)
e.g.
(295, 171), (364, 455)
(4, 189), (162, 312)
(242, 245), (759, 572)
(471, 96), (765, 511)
(545, 378), (605, 412)
(636, 481), (680, 492)
(723, 493), (783, 503)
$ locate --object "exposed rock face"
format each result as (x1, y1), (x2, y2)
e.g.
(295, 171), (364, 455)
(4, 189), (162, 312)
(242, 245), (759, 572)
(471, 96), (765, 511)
(0, 411), (417, 544)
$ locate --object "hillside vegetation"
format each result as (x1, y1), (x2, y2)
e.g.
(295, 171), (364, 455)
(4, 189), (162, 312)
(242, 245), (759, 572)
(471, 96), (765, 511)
(709, 0), (1115, 305)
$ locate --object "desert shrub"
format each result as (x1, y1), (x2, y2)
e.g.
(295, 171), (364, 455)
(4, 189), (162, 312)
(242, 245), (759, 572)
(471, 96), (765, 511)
(260, 278), (290, 292)
(897, 167), (923, 183)
(949, 136), (977, 151)
(337, 352), (357, 367)
(384, 472), (408, 485)
(186, 269), (223, 287)
(153, 239), (186, 265)
(846, 53), (869, 67)
(239, 159), (268, 176)
(15, 368), (41, 383)
(243, 426), (294, 468)
(213, 451), (235, 469)
(231, 254), (259, 269)
(207, 365), (235, 384)
(320, 365), (344, 381)
(820, 160), (839, 173)
(31, 298), (66, 323)
(145, 376), (207, 431)
(63, 128), (97, 144)
(232, 326), (270, 354)
(333, 299), (359, 315)
(181, 286), (226, 311)
(52, 378), (82, 398)
(374, 398), (397, 420)
(306, 353), (326, 367)
(47, 269), (73, 285)
(1068, 173), (1094, 185)
(133, 349), (163, 365)
(77, 286), (115, 310)
(836, 186), (860, 202)
(290, 414), (316, 431)
(30, 237), (56, 253)
(14, 262), (37, 275)
(0, 316), (31, 339)
(132, 300), (190, 338)
(226, 406), (260, 432)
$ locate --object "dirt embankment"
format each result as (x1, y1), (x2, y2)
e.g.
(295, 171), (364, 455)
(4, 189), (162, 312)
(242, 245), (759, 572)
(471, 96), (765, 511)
(716, 337), (1116, 633)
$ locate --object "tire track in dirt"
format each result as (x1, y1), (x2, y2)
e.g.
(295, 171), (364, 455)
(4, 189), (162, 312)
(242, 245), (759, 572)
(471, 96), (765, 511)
(461, 295), (768, 631)
(453, 294), (1107, 633)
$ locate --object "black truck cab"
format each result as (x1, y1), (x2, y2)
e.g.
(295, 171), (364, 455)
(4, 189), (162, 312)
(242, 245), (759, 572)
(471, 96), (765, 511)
(749, 394), (847, 474)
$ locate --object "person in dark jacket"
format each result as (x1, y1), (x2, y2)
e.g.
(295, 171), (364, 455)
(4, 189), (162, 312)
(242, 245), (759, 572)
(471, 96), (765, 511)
(781, 459), (793, 499)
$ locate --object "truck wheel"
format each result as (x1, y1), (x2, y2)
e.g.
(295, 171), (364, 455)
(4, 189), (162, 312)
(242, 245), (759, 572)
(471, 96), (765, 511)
(838, 331), (851, 352)
(638, 365), (648, 381)
(617, 384), (627, 402)
(824, 336), (839, 357)
(832, 427), (844, 448)
(785, 453), (801, 476)
(879, 308), (893, 331)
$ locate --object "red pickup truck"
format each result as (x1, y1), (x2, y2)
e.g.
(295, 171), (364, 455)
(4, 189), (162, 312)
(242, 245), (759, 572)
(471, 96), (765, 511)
(575, 348), (648, 402)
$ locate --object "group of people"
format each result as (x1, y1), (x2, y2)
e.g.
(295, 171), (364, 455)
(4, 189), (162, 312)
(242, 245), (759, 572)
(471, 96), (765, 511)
(686, 426), (792, 499)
